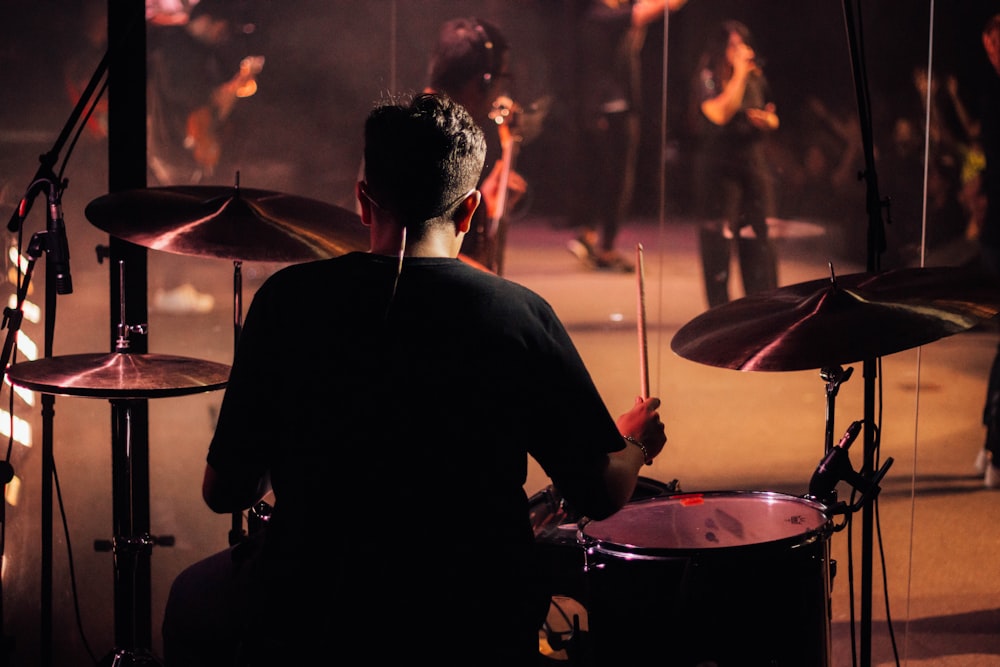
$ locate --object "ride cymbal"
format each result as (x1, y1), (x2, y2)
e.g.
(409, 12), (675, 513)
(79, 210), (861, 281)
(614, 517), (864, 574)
(7, 353), (231, 399)
(85, 185), (369, 262)
(671, 266), (1000, 372)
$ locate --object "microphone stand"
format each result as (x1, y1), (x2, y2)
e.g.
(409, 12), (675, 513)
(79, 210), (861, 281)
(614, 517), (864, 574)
(5, 46), (108, 667)
(842, 1), (889, 664)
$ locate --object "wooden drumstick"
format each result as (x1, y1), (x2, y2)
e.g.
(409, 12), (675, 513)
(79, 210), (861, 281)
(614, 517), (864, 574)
(636, 243), (649, 399)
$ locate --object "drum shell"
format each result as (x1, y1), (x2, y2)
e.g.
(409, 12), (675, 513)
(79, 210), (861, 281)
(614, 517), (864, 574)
(530, 476), (678, 603)
(578, 491), (833, 667)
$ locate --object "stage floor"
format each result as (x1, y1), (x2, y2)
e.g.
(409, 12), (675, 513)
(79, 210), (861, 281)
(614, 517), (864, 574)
(3, 211), (999, 666)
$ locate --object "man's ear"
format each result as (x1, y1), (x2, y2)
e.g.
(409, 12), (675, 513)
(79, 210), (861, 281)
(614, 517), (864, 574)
(454, 189), (482, 233)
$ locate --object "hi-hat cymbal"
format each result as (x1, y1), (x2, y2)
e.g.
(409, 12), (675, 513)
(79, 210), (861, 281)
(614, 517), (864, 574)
(85, 185), (369, 262)
(7, 353), (231, 399)
(671, 266), (1000, 372)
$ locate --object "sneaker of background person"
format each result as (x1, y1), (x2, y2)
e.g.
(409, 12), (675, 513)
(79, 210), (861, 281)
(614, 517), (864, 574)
(986, 463), (1000, 489)
(567, 234), (597, 268)
(975, 447), (991, 474)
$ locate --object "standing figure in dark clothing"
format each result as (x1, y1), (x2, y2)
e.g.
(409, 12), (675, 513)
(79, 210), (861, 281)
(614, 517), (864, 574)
(974, 12), (1000, 488)
(567, 0), (689, 273)
(160, 92), (667, 666)
(424, 16), (527, 274)
(690, 19), (780, 308)
(147, 1), (262, 185)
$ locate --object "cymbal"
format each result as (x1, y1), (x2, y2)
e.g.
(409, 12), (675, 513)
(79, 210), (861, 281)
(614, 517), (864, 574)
(85, 185), (369, 262)
(6, 353), (231, 399)
(671, 266), (1000, 372)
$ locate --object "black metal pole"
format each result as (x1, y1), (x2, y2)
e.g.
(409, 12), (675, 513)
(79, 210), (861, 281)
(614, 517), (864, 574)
(841, 1), (889, 664)
(105, 3), (150, 664)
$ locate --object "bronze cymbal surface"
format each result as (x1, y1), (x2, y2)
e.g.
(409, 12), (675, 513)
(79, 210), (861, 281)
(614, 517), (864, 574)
(85, 185), (369, 262)
(671, 266), (1000, 372)
(7, 353), (231, 399)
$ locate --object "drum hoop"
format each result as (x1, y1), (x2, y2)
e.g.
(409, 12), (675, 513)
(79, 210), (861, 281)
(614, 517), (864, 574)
(578, 490), (833, 556)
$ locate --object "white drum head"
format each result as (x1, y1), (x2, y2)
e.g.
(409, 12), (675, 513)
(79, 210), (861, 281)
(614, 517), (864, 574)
(580, 491), (829, 554)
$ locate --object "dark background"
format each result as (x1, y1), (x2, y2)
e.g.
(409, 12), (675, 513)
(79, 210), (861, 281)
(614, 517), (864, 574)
(4, 0), (996, 223)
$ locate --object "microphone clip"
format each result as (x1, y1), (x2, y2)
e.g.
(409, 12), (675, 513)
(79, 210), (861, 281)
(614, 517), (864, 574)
(807, 419), (894, 517)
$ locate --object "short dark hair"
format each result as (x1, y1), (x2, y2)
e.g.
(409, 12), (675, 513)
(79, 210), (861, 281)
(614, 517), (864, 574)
(426, 17), (509, 93)
(363, 92), (487, 226)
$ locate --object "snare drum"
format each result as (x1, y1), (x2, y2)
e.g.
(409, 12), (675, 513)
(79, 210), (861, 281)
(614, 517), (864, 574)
(530, 476), (679, 602)
(578, 491), (833, 667)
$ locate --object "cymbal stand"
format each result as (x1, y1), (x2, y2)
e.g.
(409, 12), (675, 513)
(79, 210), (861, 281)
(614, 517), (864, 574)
(97, 398), (170, 667)
(96, 266), (170, 667)
(228, 259), (244, 547)
(843, 0), (890, 662)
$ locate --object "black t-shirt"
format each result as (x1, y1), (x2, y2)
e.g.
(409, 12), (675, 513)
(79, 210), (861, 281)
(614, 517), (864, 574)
(208, 252), (624, 664)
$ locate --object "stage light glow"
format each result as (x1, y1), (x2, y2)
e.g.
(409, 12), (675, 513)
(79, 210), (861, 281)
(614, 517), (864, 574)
(4, 475), (20, 508)
(7, 295), (41, 324)
(0, 411), (33, 448)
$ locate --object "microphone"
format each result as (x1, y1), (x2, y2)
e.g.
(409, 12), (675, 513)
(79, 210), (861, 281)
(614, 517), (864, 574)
(45, 185), (73, 295)
(808, 420), (863, 500)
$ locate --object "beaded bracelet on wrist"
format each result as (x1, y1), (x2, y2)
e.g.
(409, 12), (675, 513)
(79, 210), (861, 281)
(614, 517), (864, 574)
(623, 434), (652, 466)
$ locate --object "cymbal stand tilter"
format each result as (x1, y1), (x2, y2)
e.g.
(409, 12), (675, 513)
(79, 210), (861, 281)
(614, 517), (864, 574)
(821, 365), (853, 456)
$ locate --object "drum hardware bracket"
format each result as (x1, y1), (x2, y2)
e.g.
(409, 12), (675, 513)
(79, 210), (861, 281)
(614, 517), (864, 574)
(114, 260), (147, 352)
(820, 456), (894, 519)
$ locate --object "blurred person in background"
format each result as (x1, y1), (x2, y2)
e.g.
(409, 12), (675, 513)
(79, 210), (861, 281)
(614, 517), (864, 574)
(973, 11), (1000, 489)
(689, 19), (780, 307)
(566, 0), (689, 273)
(424, 16), (528, 274)
(146, 0), (263, 186)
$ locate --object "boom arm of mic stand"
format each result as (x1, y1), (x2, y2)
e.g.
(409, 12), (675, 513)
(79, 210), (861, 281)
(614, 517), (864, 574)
(7, 49), (109, 233)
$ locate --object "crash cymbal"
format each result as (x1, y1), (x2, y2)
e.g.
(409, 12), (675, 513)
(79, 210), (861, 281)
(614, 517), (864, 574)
(85, 185), (369, 262)
(671, 266), (1000, 372)
(6, 353), (231, 399)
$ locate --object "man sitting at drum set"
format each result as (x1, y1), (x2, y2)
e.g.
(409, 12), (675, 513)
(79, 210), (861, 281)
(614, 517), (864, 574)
(160, 92), (667, 667)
